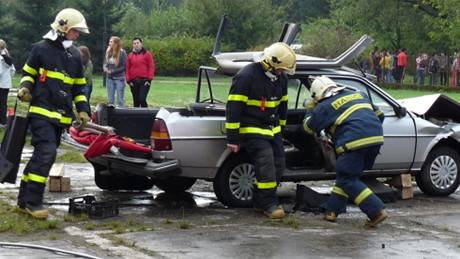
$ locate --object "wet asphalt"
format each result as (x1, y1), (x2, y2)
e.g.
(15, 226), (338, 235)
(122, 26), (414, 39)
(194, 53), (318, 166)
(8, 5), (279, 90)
(2, 162), (460, 259)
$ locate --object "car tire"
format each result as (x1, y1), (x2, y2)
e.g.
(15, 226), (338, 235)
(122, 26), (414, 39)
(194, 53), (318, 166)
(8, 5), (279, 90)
(416, 146), (460, 196)
(154, 177), (197, 193)
(93, 163), (154, 191)
(213, 154), (255, 208)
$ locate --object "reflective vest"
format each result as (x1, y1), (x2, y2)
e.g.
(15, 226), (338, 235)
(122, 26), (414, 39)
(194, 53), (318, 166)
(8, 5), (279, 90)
(20, 39), (90, 127)
(304, 90), (384, 155)
(225, 62), (288, 144)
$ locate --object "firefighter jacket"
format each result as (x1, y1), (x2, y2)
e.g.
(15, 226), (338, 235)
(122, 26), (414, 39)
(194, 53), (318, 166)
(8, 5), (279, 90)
(303, 89), (384, 155)
(225, 62), (288, 144)
(20, 39), (90, 127)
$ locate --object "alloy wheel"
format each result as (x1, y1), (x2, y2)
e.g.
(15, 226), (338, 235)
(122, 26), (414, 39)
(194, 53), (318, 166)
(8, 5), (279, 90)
(430, 155), (458, 190)
(228, 163), (255, 201)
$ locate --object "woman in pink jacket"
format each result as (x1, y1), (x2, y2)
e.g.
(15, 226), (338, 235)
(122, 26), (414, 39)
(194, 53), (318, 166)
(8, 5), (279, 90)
(126, 37), (155, 107)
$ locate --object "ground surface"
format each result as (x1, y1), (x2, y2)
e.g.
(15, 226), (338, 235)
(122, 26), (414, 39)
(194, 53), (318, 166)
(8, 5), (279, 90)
(1, 163), (460, 259)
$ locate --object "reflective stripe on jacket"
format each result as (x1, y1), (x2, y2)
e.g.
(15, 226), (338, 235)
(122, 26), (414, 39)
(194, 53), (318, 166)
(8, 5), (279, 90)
(225, 62), (288, 144)
(20, 39), (90, 127)
(305, 89), (384, 154)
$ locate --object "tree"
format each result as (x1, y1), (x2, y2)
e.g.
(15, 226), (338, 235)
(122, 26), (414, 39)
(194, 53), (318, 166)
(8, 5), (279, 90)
(275, 0), (330, 23)
(7, 0), (62, 68)
(328, 0), (442, 54)
(71, 0), (126, 71)
(182, 0), (282, 50)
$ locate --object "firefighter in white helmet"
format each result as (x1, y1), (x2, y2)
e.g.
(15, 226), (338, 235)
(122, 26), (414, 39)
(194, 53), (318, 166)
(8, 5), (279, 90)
(225, 42), (296, 219)
(17, 8), (90, 219)
(303, 76), (388, 227)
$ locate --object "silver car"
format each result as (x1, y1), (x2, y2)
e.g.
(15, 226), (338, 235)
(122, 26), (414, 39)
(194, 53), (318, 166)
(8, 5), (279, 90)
(152, 25), (460, 207)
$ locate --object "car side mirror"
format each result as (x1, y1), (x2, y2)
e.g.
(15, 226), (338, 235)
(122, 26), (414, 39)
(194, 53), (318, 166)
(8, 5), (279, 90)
(397, 106), (407, 117)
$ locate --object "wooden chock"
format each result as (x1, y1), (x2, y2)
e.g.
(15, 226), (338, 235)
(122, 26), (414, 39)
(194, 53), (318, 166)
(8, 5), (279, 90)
(388, 173), (413, 200)
(47, 163), (71, 192)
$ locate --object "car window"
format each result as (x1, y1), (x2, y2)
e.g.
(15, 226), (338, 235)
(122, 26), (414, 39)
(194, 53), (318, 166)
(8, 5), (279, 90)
(332, 78), (397, 116)
(287, 79), (306, 109)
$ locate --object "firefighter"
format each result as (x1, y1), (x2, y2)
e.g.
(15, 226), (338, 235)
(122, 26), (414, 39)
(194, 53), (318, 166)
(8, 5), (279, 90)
(303, 76), (387, 227)
(225, 42), (296, 219)
(16, 8), (91, 219)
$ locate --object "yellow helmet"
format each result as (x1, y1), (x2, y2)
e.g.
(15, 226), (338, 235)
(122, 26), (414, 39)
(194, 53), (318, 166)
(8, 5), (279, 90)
(51, 8), (89, 34)
(262, 42), (296, 75)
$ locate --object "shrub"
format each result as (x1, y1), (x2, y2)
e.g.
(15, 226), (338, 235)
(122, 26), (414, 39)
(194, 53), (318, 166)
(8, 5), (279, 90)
(140, 36), (216, 76)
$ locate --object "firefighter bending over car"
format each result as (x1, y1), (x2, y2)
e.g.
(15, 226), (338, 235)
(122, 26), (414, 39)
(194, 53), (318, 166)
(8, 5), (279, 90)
(225, 42), (296, 219)
(16, 8), (91, 219)
(303, 76), (388, 227)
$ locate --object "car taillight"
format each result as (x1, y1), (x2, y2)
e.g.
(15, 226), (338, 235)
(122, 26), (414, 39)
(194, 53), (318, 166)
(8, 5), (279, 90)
(91, 111), (97, 124)
(151, 118), (172, 151)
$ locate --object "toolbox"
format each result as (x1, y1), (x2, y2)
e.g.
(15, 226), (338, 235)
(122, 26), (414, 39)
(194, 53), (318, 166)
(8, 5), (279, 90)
(68, 195), (119, 219)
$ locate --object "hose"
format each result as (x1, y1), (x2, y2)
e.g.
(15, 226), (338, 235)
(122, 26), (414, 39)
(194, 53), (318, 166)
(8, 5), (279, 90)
(0, 242), (103, 259)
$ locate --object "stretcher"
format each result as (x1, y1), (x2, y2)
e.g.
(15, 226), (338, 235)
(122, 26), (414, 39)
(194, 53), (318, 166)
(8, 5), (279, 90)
(69, 122), (152, 160)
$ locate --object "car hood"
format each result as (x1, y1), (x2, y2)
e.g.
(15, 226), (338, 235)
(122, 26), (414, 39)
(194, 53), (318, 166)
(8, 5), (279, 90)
(399, 94), (460, 124)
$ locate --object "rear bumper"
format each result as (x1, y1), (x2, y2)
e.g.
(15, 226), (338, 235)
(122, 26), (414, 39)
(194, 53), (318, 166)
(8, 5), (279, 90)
(88, 155), (181, 179)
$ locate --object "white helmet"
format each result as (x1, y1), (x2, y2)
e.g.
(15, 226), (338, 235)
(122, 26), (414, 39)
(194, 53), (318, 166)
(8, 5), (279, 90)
(310, 76), (344, 101)
(262, 42), (296, 75)
(51, 8), (89, 34)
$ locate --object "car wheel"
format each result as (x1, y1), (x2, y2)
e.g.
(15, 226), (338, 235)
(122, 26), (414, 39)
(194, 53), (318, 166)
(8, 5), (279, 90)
(154, 177), (197, 193)
(92, 163), (154, 191)
(214, 155), (255, 207)
(416, 146), (460, 196)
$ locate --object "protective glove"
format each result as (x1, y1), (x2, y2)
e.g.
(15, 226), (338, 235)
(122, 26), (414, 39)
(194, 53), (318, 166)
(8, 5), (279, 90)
(144, 81), (151, 87)
(305, 99), (317, 110)
(77, 111), (90, 127)
(17, 87), (32, 102)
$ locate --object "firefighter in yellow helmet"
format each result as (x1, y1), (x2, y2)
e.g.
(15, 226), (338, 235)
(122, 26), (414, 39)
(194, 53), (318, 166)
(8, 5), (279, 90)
(225, 42), (296, 219)
(17, 8), (90, 219)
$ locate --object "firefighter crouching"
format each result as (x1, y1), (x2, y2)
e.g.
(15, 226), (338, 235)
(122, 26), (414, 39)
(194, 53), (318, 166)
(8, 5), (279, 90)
(16, 8), (91, 219)
(225, 42), (296, 219)
(303, 76), (388, 227)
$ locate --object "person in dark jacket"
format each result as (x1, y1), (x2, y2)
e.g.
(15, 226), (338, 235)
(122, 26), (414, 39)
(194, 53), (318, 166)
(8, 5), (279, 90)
(126, 37), (155, 107)
(16, 8), (91, 219)
(225, 42), (296, 219)
(303, 76), (387, 227)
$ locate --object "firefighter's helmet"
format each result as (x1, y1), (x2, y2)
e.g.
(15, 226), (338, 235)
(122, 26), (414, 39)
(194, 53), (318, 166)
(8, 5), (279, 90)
(51, 8), (89, 34)
(310, 76), (344, 101)
(262, 42), (296, 75)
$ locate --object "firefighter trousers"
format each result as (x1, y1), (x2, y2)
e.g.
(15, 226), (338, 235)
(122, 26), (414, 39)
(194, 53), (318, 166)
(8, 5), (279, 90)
(324, 145), (384, 219)
(18, 118), (62, 207)
(244, 136), (285, 210)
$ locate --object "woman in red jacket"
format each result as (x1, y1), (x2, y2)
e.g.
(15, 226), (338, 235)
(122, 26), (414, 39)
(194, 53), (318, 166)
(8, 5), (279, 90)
(126, 37), (155, 107)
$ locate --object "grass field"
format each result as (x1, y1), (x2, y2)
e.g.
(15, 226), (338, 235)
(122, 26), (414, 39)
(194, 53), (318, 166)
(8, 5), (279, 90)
(10, 74), (460, 109)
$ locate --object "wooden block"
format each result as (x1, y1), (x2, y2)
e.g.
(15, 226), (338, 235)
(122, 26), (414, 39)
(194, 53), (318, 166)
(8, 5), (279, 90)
(48, 176), (62, 192)
(397, 186), (413, 200)
(60, 176), (71, 192)
(48, 176), (71, 192)
(49, 163), (65, 177)
(389, 174), (412, 188)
